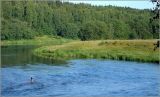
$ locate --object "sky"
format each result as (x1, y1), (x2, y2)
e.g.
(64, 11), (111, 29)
(67, 1), (155, 9)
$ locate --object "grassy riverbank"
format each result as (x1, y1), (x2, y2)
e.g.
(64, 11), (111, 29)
(34, 40), (159, 63)
(1, 36), (73, 46)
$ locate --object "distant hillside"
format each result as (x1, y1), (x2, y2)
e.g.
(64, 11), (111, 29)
(1, 1), (159, 40)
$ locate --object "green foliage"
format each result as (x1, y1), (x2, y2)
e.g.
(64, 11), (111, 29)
(1, 18), (35, 40)
(63, 23), (79, 39)
(79, 21), (108, 40)
(1, 1), (159, 40)
(112, 19), (130, 39)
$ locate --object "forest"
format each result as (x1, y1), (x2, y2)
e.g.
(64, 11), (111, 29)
(1, 1), (159, 40)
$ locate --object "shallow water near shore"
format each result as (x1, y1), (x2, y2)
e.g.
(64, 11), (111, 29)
(1, 45), (160, 96)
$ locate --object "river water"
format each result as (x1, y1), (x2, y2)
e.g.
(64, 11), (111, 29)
(1, 45), (160, 96)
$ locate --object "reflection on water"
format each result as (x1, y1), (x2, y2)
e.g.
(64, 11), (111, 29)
(1, 45), (67, 67)
(1, 45), (160, 96)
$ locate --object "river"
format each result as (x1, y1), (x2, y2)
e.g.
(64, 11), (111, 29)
(1, 45), (160, 96)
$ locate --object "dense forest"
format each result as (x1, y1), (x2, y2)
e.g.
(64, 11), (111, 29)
(1, 1), (159, 40)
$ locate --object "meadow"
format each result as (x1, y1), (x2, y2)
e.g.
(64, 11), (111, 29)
(33, 40), (159, 63)
(1, 35), (73, 46)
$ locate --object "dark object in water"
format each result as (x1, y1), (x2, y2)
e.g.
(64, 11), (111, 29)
(154, 40), (160, 51)
(30, 77), (33, 84)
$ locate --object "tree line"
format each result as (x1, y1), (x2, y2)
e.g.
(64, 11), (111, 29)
(1, 1), (159, 40)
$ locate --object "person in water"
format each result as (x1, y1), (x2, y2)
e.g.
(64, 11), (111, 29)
(30, 77), (33, 84)
(154, 40), (160, 51)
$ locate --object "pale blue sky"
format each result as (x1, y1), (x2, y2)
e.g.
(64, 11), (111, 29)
(67, 1), (155, 9)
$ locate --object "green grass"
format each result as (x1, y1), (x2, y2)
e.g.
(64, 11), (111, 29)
(33, 40), (160, 63)
(1, 35), (73, 46)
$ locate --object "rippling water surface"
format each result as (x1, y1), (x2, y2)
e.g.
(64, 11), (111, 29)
(1, 45), (160, 96)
